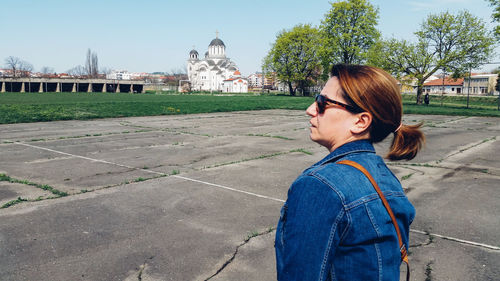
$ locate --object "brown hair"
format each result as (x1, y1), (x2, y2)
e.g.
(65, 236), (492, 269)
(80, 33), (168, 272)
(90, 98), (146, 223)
(331, 64), (425, 160)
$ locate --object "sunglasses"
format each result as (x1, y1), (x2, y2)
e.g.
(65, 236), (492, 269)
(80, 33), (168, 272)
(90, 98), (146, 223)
(315, 94), (362, 114)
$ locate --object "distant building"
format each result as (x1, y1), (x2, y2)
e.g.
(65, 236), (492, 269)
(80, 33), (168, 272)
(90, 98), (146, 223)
(107, 70), (131, 80)
(464, 73), (498, 95)
(423, 77), (464, 94)
(223, 70), (248, 92)
(422, 73), (498, 96)
(247, 73), (263, 89)
(187, 34), (247, 92)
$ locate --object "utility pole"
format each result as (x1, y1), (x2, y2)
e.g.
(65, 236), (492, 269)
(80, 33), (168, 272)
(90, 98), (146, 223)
(467, 65), (471, 109)
(441, 69), (445, 106)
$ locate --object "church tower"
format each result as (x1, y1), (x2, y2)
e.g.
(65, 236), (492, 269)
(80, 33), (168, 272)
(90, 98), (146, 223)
(208, 31), (226, 58)
(189, 49), (199, 60)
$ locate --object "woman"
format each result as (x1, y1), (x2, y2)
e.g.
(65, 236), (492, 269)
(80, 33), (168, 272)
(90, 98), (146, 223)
(275, 64), (424, 281)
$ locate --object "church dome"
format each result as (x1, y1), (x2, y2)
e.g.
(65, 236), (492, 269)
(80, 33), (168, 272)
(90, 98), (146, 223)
(209, 38), (225, 47)
(233, 70), (241, 76)
(189, 49), (198, 55)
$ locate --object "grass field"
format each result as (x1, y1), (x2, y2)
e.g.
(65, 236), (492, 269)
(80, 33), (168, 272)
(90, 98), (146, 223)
(0, 92), (498, 124)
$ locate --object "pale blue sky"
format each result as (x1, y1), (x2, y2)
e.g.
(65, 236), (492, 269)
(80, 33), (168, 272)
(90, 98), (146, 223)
(0, 0), (498, 75)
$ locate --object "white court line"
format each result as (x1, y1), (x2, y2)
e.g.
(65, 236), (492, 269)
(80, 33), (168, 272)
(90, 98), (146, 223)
(172, 175), (285, 203)
(8, 140), (165, 175)
(410, 229), (500, 251)
(6, 140), (498, 251)
(7, 140), (285, 203)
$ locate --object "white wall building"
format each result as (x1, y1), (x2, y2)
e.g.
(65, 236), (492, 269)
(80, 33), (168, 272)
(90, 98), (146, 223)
(223, 71), (248, 92)
(187, 35), (247, 92)
(247, 73), (263, 88)
(106, 70), (131, 80)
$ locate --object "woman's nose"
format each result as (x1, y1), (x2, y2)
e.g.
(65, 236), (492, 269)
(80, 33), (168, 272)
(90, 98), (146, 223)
(306, 102), (317, 117)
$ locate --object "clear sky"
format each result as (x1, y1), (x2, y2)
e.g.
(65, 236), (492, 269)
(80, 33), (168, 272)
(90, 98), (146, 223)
(0, 0), (498, 75)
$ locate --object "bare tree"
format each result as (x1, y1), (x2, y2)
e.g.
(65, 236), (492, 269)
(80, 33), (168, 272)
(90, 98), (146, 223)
(85, 48), (99, 78)
(4, 56), (22, 77)
(40, 66), (55, 75)
(19, 61), (33, 77)
(67, 65), (86, 77)
(165, 67), (188, 87)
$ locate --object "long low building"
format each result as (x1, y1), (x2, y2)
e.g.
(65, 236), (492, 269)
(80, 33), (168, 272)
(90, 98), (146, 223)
(0, 78), (145, 93)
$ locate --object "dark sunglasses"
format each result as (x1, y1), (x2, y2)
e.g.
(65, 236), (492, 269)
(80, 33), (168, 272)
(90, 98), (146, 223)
(314, 94), (362, 114)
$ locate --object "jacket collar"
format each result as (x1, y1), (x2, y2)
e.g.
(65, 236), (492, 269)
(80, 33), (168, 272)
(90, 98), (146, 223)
(314, 140), (375, 167)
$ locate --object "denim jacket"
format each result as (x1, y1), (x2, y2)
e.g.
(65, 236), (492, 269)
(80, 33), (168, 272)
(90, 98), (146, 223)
(275, 140), (415, 281)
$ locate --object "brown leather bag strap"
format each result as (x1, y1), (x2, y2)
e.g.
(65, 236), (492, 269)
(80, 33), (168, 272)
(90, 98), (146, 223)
(338, 159), (410, 281)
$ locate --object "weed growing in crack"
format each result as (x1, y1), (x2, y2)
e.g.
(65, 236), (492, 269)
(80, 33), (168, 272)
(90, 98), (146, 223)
(134, 177), (147, 182)
(171, 170), (180, 175)
(203, 152), (288, 169)
(1, 197), (28, 208)
(245, 230), (260, 242)
(425, 261), (434, 281)
(0, 174), (68, 197)
(246, 133), (293, 140)
(81, 189), (88, 193)
(290, 148), (313, 155)
(401, 173), (414, 181)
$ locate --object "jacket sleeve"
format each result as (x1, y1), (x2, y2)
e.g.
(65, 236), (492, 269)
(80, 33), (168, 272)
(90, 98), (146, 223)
(277, 175), (347, 281)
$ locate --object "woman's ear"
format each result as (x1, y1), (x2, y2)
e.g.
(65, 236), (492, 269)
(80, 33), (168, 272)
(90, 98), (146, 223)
(351, 112), (372, 135)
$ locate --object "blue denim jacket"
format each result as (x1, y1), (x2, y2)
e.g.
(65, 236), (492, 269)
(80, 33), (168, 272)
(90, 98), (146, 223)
(275, 140), (415, 281)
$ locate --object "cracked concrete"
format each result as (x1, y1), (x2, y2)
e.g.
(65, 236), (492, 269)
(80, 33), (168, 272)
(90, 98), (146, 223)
(0, 111), (498, 280)
(204, 228), (275, 281)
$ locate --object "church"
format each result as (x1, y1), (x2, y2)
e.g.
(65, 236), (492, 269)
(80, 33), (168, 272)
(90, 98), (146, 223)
(187, 34), (248, 93)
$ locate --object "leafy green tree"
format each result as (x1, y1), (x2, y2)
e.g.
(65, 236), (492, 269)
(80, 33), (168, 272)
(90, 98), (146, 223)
(263, 24), (322, 96)
(486, 0), (500, 39)
(320, 0), (379, 74)
(368, 11), (495, 104)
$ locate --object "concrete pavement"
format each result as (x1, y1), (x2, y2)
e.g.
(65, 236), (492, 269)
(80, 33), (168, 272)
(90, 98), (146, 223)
(0, 110), (498, 280)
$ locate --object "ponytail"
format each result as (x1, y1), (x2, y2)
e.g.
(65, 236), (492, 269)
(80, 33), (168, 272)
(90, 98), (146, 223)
(387, 123), (425, 161)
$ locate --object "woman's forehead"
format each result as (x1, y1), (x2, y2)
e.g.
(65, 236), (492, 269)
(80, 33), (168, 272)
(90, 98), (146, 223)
(322, 76), (343, 99)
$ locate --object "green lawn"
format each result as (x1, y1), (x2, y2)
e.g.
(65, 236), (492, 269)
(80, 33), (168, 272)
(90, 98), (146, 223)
(0, 92), (312, 124)
(0, 92), (498, 124)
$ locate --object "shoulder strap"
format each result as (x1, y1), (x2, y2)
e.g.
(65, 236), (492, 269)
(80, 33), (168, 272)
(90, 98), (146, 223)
(337, 159), (410, 281)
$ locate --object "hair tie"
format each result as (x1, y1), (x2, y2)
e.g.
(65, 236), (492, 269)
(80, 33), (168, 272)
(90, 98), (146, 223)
(394, 123), (403, 133)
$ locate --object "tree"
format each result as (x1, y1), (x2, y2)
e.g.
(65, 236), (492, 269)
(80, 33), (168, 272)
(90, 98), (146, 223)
(85, 48), (99, 78)
(4, 56), (22, 77)
(67, 65), (86, 77)
(320, 0), (379, 75)
(165, 67), (188, 88)
(40, 66), (55, 75)
(369, 11), (495, 104)
(19, 61), (33, 77)
(486, 0), (500, 39)
(263, 24), (322, 96)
